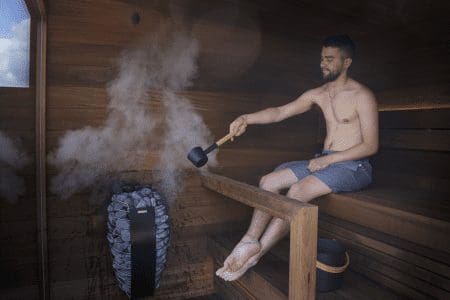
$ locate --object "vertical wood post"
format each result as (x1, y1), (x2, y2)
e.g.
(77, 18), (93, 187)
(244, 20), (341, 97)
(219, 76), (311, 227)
(33, 0), (48, 299)
(201, 173), (319, 299)
(289, 206), (318, 300)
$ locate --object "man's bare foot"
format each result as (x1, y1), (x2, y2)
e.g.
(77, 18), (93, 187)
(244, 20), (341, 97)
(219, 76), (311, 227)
(220, 253), (260, 281)
(216, 236), (261, 277)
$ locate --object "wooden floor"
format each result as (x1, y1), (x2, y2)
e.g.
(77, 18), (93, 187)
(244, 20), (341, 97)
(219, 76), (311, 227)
(188, 294), (223, 299)
(208, 233), (403, 300)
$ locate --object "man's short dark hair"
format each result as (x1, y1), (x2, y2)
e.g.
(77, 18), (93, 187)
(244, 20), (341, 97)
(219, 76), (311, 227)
(322, 34), (356, 59)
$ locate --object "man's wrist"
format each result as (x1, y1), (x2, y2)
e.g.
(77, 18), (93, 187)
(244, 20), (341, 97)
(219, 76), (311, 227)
(327, 153), (340, 164)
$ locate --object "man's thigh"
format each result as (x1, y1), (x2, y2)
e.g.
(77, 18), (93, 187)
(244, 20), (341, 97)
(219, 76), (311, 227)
(274, 160), (311, 180)
(313, 163), (372, 193)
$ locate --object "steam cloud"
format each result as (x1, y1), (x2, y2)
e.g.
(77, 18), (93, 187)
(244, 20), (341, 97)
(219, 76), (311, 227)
(49, 27), (216, 200)
(0, 131), (30, 202)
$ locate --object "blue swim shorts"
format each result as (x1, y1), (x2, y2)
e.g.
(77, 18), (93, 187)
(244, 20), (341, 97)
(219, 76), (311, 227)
(274, 150), (373, 193)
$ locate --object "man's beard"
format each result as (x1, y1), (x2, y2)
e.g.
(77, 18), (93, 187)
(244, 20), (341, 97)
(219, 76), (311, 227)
(322, 68), (342, 82)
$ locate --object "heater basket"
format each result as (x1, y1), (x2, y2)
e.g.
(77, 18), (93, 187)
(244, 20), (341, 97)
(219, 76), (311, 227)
(107, 184), (170, 298)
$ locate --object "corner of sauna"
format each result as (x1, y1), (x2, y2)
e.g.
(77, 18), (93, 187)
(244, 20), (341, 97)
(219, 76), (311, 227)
(1, 0), (449, 300)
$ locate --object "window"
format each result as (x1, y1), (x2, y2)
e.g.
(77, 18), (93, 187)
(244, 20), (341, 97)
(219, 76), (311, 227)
(0, 0), (31, 87)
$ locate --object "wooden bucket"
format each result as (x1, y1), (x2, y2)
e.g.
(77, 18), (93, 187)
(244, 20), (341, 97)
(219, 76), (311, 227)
(316, 238), (350, 292)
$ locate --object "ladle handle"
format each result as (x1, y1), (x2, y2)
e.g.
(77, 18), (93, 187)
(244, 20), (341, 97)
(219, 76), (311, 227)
(216, 132), (235, 146)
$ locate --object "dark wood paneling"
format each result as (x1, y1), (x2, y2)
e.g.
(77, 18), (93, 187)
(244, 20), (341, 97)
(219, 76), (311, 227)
(379, 109), (450, 129)
(374, 109), (450, 192)
(373, 149), (450, 180)
(380, 129), (450, 152)
(42, 0), (450, 298)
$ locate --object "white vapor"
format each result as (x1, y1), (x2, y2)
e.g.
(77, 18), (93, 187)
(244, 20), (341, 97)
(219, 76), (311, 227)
(49, 27), (216, 200)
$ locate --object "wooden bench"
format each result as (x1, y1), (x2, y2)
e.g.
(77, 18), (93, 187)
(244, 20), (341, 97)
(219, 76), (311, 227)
(201, 173), (410, 299)
(201, 108), (450, 299)
(201, 173), (318, 300)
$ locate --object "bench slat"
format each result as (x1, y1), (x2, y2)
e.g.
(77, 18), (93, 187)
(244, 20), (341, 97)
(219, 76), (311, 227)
(312, 189), (450, 253)
(380, 129), (450, 151)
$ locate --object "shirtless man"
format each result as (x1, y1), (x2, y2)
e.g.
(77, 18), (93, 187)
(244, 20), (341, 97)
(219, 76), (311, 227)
(216, 34), (379, 281)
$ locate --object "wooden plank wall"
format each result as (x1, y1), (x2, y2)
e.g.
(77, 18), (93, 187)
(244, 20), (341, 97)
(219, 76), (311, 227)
(3, 0), (447, 298)
(44, 0), (321, 299)
(0, 90), (38, 298)
(372, 109), (450, 193)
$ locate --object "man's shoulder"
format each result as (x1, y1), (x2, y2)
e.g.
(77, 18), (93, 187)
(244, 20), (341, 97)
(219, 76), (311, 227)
(349, 81), (377, 111)
(350, 80), (376, 102)
(302, 85), (326, 99)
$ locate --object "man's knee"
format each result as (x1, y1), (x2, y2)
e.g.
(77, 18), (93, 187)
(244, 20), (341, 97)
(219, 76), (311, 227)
(259, 174), (280, 192)
(287, 176), (331, 202)
(287, 182), (306, 201)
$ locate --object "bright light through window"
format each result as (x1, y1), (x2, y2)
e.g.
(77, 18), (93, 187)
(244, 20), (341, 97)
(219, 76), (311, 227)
(0, 0), (31, 88)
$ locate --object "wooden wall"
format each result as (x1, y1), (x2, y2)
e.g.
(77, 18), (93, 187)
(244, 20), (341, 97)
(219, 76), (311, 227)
(372, 108), (450, 193)
(0, 89), (38, 298)
(2, 0), (449, 299)
(43, 0), (321, 299)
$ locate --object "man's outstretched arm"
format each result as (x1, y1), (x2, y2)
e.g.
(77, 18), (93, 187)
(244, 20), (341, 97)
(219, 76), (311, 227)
(230, 89), (316, 136)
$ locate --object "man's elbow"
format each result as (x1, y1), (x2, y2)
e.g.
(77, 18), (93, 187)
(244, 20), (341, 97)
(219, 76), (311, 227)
(367, 142), (379, 156)
(273, 107), (285, 123)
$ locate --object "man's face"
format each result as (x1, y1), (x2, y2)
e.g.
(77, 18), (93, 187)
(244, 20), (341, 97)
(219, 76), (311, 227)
(320, 47), (347, 82)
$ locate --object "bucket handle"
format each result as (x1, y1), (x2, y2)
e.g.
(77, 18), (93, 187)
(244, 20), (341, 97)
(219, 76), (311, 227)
(316, 252), (350, 274)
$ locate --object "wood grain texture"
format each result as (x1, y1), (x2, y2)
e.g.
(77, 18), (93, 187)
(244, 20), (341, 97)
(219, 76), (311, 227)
(202, 173), (318, 299)
(344, 249), (437, 299)
(201, 173), (312, 221)
(209, 234), (287, 300)
(373, 109), (450, 193)
(320, 213), (450, 269)
(312, 189), (450, 253)
(380, 129), (450, 151)
(318, 229), (450, 297)
(39, 0), (450, 299)
(289, 209), (318, 300)
(34, 4), (49, 298)
(210, 232), (402, 300)
(43, 1), (322, 297)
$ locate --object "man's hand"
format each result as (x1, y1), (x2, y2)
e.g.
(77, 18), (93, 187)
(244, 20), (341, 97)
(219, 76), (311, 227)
(307, 155), (334, 172)
(229, 115), (248, 140)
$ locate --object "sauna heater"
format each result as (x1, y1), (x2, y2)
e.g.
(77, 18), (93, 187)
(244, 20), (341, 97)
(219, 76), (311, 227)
(107, 184), (170, 298)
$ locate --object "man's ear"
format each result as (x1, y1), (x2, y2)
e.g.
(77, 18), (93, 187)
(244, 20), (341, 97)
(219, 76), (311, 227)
(344, 57), (352, 69)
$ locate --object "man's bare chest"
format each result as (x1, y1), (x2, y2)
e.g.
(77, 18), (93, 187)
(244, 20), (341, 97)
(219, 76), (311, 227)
(316, 94), (358, 125)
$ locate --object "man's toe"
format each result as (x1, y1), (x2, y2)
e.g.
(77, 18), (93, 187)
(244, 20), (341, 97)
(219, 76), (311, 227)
(216, 262), (230, 278)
